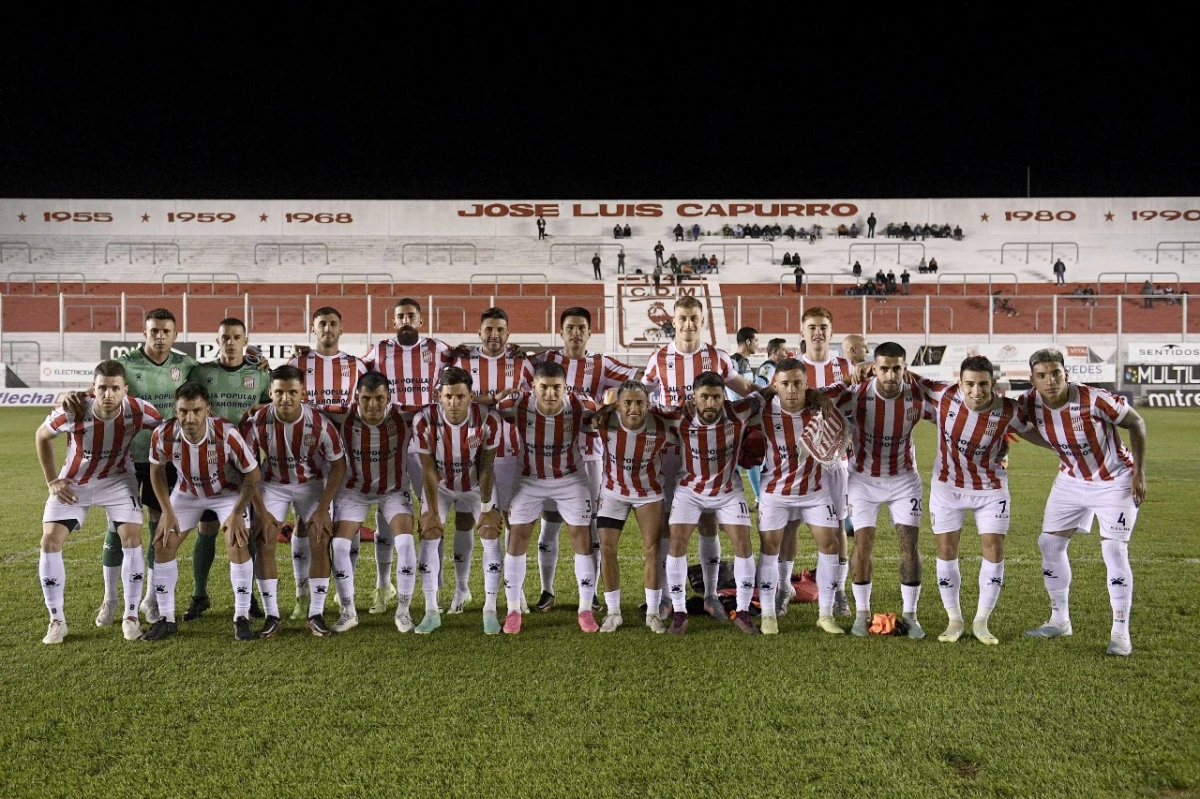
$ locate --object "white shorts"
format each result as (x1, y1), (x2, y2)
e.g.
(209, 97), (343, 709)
(584, 459), (603, 502)
(930, 482), (1011, 535)
(406, 450), (424, 504)
(333, 487), (414, 526)
(262, 481), (327, 525)
(42, 472), (142, 528)
(596, 487), (663, 526)
(435, 485), (481, 525)
(1042, 474), (1138, 542)
(758, 491), (841, 532)
(825, 458), (849, 519)
(848, 471), (924, 530)
(493, 456), (519, 512)
(509, 472), (594, 527)
(669, 486), (751, 528)
(168, 489), (243, 532)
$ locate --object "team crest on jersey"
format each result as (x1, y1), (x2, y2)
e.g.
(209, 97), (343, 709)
(583, 359), (594, 375)
(468, 434), (481, 449)
(421, 347), (433, 364)
(906, 406), (920, 422)
(701, 355), (712, 372)
(985, 421), (999, 437)
(207, 451), (219, 465)
(340, 363), (351, 377)
(243, 376), (256, 389)
(303, 434), (316, 447)
(505, 362), (514, 378)
(1071, 416), (1085, 433)
(171, 367), (182, 381)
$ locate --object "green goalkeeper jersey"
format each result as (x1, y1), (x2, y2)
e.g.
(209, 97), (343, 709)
(119, 347), (200, 463)
(189, 360), (271, 424)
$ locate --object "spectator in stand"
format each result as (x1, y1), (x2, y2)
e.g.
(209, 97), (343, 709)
(836, 223), (850, 238)
(654, 240), (665, 266)
(797, 227), (807, 240)
(812, 224), (823, 239)
(793, 263), (805, 292)
(849, 222), (859, 238)
(1071, 285), (1087, 303)
(875, 268), (887, 285)
(592, 252), (602, 280)
(852, 260), (863, 278)
(867, 213), (877, 237)
(772, 223), (782, 238)
(928, 257), (938, 274)
(1053, 258), (1066, 284)
(922, 223), (932, 240)
(734, 224), (745, 238)
(886, 222), (899, 238)
(692, 223), (701, 241)
(918, 257), (928, 273)
(708, 254), (718, 272)
(1142, 280), (1154, 308)
(886, 269), (897, 292)
(785, 224), (797, 240)
(674, 223), (684, 241)
(537, 216), (547, 240)
(623, 223), (631, 238)
(722, 224), (734, 238)
(668, 253), (679, 273)
(940, 223), (952, 238)
(652, 263), (662, 290)
(783, 253), (792, 266)
(613, 224), (622, 239)
(901, 222), (913, 240)
(953, 225), (963, 239)
(901, 268), (911, 295)
(617, 247), (626, 274)
(808, 228), (818, 244)
(992, 291), (1018, 317)
(751, 223), (763, 238)
(763, 225), (775, 242)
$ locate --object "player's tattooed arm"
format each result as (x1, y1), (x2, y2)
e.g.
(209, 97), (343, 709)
(1117, 408), (1148, 507)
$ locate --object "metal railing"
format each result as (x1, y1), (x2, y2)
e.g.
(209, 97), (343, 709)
(0, 241), (32, 263)
(848, 241), (925, 264)
(2, 340), (42, 370)
(245, 305), (306, 332)
(468, 273), (549, 296)
(1153, 241), (1200, 263)
(315, 272), (394, 295)
(400, 242), (478, 265)
(1097, 271), (1181, 294)
(999, 241), (1078, 264)
(434, 306), (467, 332)
(548, 242), (626, 265)
(868, 304), (955, 332)
(254, 241), (329, 265)
(5, 271), (88, 294)
(160, 272), (241, 294)
(777, 271), (840, 296)
(1035, 304), (1104, 332)
(66, 303), (139, 331)
(105, 241), (180, 265)
(747, 304), (791, 332)
(699, 241), (774, 265)
(937, 272), (1020, 295)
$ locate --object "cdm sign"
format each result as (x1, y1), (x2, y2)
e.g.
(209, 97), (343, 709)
(1145, 390), (1200, 408)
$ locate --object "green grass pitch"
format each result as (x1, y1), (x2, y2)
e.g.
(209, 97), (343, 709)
(1, 406), (1197, 798)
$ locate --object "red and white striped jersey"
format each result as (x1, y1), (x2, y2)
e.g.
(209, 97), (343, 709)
(599, 412), (676, 499)
(758, 397), (828, 496)
(495, 391), (597, 479)
(803, 355), (854, 389)
(676, 397), (762, 496)
(455, 346), (534, 457)
(288, 351), (368, 412)
(915, 377), (1032, 492)
(150, 416), (257, 498)
(337, 403), (411, 495)
(643, 342), (737, 409)
(244, 403), (344, 485)
(1021, 383), (1134, 482)
(539, 349), (639, 458)
(411, 403), (501, 492)
(825, 378), (924, 477)
(364, 337), (453, 407)
(44, 397), (162, 484)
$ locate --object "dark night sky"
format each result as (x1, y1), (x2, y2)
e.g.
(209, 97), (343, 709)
(2, 13), (1194, 200)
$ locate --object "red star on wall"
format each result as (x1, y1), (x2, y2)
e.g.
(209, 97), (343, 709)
(980, 213), (989, 222)
(141, 213), (150, 222)
(1104, 212), (1115, 221)
(17, 213), (26, 222)
(259, 213), (268, 222)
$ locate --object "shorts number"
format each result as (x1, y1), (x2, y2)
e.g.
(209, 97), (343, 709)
(1117, 512), (1126, 525)
(997, 500), (1007, 514)
(910, 498), (922, 512)
(739, 502), (749, 515)
(130, 495), (142, 510)
(826, 504), (836, 518)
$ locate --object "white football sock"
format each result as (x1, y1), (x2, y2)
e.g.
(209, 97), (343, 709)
(852, 582), (872, 616)
(395, 533), (417, 600)
(1038, 533), (1072, 625)
(758, 553), (779, 618)
(419, 538), (441, 610)
(453, 528), (474, 592)
(504, 553), (527, 613)
(574, 553), (597, 612)
(975, 559), (1005, 622)
(699, 534), (721, 595)
(537, 521), (561, 594)
(39, 550), (66, 621)
(331, 538), (355, 607)
(103, 565), (120, 604)
(121, 546), (145, 619)
(257, 578), (279, 617)
(482, 538), (502, 612)
(374, 513), (393, 589)
(604, 589), (621, 615)
(230, 560), (253, 618)
(645, 587), (662, 613)
(733, 556), (755, 612)
(1101, 537), (1133, 637)
(837, 559), (850, 591)
(936, 557), (962, 621)
(291, 536), (311, 596)
(901, 583), (921, 616)
(156, 559), (179, 623)
(778, 559), (795, 592)
(666, 555), (688, 612)
(816, 553), (840, 615)
(308, 577), (330, 616)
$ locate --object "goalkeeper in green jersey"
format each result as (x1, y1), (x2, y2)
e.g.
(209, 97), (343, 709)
(180, 318), (271, 622)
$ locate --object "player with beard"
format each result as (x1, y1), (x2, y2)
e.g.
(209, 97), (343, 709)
(821, 342), (926, 637)
(533, 307), (639, 613)
(37, 361), (162, 644)
(643, 296), (757, 622)
(141, 382), (261, 642)
(243, 365), (346, 637)
(494, 361), (599, 634)
(593, 381), (676, 633)
(412, 367), (503, 633)
(752, 359), (846, 635)
(452, 308), (534, 614)
(1021, 349), (1147, 656)
(364, 298), (453, 612)
(909, 356), (1048, 645)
